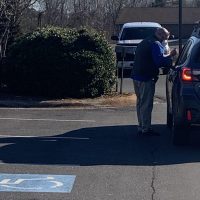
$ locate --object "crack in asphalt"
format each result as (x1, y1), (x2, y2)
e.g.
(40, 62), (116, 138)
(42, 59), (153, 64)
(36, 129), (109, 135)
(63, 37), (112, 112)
(151, 165), (156, 200)
(150, 147), (159, 200)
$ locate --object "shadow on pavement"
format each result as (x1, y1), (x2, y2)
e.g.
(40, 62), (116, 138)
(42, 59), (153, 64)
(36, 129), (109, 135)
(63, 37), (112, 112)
(0, 124), (200, 166)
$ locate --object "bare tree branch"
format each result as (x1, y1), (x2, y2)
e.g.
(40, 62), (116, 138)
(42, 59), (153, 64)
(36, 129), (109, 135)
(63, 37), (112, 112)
(0, 0), (38, 59)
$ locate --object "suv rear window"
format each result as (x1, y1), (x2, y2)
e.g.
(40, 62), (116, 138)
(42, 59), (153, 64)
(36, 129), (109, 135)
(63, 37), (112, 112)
(120, 27), (158, 40)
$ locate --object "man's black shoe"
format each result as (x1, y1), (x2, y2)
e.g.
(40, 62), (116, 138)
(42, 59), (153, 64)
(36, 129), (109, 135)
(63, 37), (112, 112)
(142, 130), (160, 136)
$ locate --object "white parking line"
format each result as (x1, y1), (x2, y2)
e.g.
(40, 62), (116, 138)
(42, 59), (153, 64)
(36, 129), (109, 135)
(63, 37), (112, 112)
(0, 134), (89, 140)
(0, 162), (80, 166)
(0, 118), (95, 122)
(0, 106), (117, 110)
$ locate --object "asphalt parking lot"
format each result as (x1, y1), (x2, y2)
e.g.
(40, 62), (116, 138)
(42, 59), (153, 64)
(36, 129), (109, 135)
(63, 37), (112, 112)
(0, 74), (200, 200)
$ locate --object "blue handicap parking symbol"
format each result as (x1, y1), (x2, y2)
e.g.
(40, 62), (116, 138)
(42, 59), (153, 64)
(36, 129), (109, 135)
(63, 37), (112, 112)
(0, 174), (76, 193)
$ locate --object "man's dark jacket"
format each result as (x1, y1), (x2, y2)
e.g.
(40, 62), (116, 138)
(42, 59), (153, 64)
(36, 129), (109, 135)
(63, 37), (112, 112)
(132, 35), (162, 79)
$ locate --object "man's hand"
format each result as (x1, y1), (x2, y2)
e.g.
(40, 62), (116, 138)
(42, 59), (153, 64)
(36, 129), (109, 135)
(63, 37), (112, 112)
(170, 48), (177, 57)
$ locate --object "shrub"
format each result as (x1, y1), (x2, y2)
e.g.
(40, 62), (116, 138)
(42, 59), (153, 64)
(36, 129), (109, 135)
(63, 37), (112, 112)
(5, 27), (116, 98)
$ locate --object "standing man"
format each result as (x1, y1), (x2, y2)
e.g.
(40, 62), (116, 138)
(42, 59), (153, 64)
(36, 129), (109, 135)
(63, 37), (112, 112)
(131, 27), (177, 136)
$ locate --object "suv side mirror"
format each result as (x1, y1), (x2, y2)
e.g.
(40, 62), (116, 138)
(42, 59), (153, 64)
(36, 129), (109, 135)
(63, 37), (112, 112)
(111, 35), (119, 41)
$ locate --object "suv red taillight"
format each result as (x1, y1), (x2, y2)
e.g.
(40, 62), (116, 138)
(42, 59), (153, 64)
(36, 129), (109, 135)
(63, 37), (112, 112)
(181, 67), (200, 81)
(181, 67), (192, 81)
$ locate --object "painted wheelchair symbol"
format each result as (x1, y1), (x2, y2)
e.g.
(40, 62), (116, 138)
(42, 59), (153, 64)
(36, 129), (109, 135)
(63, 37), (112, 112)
(0, 176), (63, 190)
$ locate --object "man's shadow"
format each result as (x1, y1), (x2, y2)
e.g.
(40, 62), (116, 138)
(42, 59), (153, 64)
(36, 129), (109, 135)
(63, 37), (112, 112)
(0, 124), (200, 166)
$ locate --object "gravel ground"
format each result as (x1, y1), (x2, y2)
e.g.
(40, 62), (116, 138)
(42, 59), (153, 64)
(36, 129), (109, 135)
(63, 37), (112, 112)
(0, 93), (137, 108)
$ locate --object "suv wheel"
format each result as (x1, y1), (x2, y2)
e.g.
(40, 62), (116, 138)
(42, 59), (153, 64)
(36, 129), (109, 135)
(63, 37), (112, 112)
(167, 104), (173, 129)
(172, 113), (189, 145)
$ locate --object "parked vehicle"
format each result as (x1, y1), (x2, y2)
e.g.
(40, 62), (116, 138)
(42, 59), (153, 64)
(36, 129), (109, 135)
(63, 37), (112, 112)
(166, 24), (200, 145)
(111, 22), (162, 69)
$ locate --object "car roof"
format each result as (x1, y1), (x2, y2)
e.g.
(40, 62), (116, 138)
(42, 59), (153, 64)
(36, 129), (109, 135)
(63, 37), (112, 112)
(122, 22), (162, 28)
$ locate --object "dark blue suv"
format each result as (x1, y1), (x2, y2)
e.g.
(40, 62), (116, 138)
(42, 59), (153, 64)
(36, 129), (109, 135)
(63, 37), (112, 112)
(166, 25), (200, 145)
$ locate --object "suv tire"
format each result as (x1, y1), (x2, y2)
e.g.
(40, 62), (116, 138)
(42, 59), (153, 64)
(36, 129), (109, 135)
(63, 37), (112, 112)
(172, 97), (189, 145)
(172, 115), (188, 145)
(167, 102), (173, 129)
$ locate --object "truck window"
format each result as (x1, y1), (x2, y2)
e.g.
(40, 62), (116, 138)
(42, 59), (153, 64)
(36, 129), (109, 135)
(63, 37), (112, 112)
(120, 27), (158, 40)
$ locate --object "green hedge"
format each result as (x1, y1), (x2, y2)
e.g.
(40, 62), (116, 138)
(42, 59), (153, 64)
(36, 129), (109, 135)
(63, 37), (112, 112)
(5, 27), (116, 98)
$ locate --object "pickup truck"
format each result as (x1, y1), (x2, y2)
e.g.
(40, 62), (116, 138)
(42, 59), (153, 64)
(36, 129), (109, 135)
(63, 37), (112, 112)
(111, 22), (162, 69)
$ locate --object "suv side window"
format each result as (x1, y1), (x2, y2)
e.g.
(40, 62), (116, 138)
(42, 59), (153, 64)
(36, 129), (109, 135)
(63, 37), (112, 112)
(177, 40), (192, 65)
(193, 44), (200, 64)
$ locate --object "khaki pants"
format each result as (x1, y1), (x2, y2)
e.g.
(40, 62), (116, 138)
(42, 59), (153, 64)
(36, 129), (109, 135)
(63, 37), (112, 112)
(133, 79), (155, 132)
